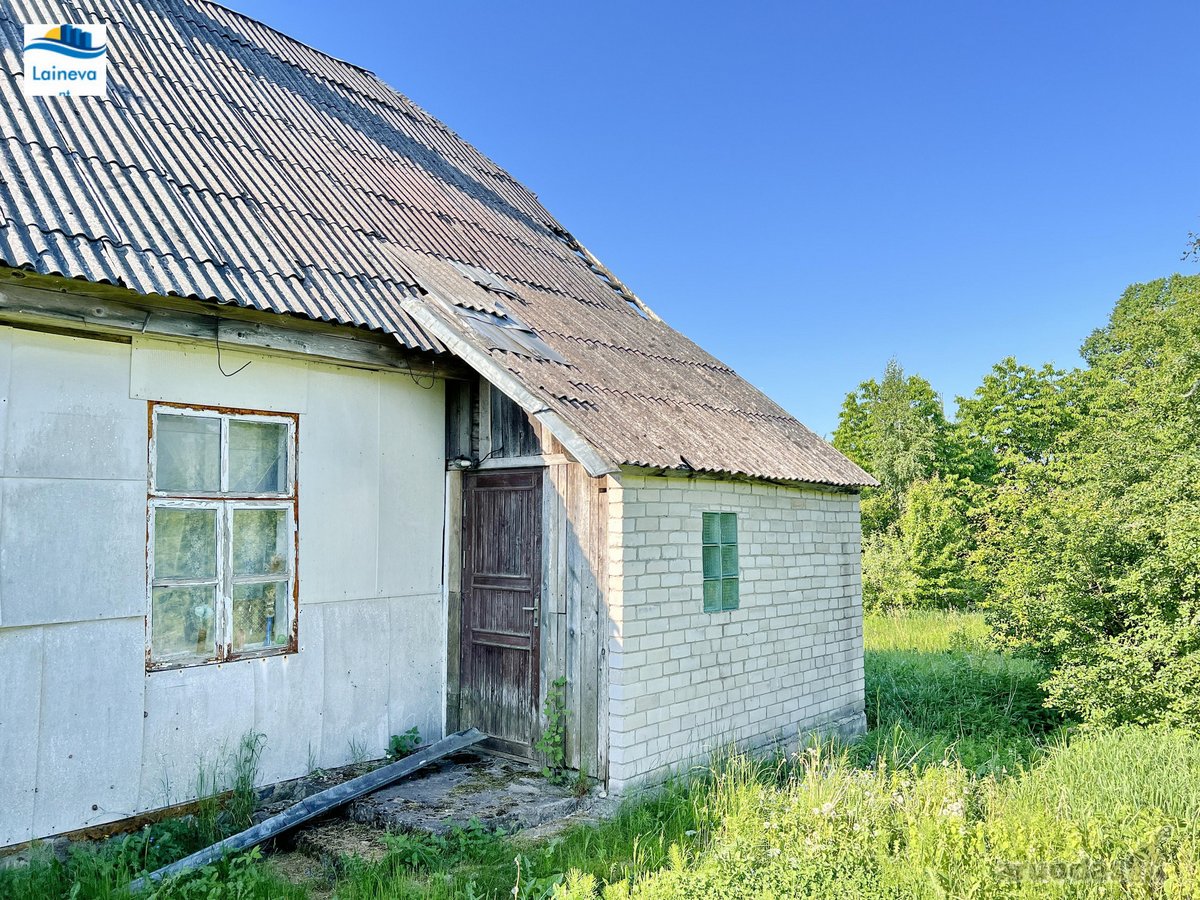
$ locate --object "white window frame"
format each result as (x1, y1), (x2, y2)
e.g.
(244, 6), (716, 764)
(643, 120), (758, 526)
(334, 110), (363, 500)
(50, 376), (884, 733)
(147, 403), (299, 670)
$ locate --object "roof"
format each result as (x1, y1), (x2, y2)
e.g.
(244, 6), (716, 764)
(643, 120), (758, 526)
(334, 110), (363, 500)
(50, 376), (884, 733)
(0, 0), (875, 488)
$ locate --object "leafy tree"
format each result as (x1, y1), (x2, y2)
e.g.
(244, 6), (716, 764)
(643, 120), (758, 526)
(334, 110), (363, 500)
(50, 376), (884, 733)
(954, 358), (1078, 476)
(899, 477), (981, 610)
(985, 274), (1200, 725)
(834, 359), (954, 535)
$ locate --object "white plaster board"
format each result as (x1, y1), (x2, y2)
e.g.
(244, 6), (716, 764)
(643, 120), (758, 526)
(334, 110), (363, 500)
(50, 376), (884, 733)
(34, 619), (144, 838)
(0, 478), (145, 626)
(0, 625), (42, 846)
(4, 329), (144, 481)
(320, 596), (391, 765)
(0, 326), (12, 474)
(376, 371), (444, 599)
(298, 366), (380, 604)
(139, 658), (257, 812)
(252, 604), (326, 784)
(129, 336), (310, 414)
(386, 593), (444, 744)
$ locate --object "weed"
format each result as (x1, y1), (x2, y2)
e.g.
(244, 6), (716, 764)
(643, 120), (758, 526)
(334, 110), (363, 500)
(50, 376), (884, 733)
(535, 677), (569, 784)
(572, 767), (592, 799)
(348, 736), (370, 766)
(387, 727), (421, 760)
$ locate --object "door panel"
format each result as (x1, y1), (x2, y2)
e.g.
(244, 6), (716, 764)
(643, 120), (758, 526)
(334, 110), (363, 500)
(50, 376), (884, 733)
(460, 469), (542, 755)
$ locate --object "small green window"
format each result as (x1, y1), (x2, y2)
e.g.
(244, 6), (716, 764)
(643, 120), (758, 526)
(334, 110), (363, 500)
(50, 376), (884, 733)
(702, 512), (739, 611)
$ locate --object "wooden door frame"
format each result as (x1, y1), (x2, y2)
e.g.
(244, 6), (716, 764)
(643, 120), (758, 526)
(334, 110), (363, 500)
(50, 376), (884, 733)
(456, 467), (544, 758)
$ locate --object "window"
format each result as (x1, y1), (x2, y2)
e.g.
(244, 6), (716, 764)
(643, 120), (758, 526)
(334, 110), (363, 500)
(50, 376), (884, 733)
(702, 512), (739, 611)
(147, 404), (298, 668)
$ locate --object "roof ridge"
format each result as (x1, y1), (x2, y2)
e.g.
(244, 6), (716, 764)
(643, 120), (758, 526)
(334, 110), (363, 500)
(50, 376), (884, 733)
(194, 0), (378, 77)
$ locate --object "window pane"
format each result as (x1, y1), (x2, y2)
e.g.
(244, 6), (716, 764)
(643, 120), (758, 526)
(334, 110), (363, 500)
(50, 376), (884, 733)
(722, 543), (738, 578)
(703, 579), (722, 612)
(722, 578), (739, 610)
(702, 544), (722, 580)
(153, 507), (217, 580)
(720, 512), (738, 545)
(229, 421), (289, 494)
(233, 508), (290, 575)
(152, 585), (215, 658)
(702, 512), (721, 544)
(156, 415), (220, 492)
(231, 581), (289, 651)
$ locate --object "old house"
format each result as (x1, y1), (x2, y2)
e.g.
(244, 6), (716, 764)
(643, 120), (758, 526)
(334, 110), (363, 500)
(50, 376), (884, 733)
(0, 0), (874, 847)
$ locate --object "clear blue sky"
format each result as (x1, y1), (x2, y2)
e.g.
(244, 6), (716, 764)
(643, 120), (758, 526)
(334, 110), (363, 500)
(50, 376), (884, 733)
(229, 0), (1198, 437)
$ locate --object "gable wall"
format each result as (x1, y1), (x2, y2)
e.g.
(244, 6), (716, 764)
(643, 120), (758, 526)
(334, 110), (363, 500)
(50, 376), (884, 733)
(0, 325), (447, 847)
(605, 471), (866, 790)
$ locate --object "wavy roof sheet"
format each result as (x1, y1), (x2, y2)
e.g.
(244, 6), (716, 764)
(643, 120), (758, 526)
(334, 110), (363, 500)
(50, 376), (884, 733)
(0, 0), (874, 487)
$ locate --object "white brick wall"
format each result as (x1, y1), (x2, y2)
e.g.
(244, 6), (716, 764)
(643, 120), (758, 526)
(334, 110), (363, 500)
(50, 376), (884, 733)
(606, 470), (866, 790)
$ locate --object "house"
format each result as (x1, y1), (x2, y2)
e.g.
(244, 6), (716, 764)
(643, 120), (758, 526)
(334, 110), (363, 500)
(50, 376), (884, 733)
(0, 0), (875, 848)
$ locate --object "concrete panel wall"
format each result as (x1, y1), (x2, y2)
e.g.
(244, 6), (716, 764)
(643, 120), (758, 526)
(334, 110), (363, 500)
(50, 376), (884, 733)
(606, 471), (866, 791)
(0, 326), (447, 846)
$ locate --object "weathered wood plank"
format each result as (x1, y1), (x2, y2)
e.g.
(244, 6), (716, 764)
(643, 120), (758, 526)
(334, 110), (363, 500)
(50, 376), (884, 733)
(446, 381), (473, 460)
(539, 464), (562, 756)
(490, 387), (542, 458)
(578, 472), (601, 778)
(595, 478), (611, 783)
(564, 466), (584, 770)
(0, 282), (461, 377)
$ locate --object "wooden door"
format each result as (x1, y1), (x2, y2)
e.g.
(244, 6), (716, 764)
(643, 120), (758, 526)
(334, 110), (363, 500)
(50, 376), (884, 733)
(460, 469), (543, 756)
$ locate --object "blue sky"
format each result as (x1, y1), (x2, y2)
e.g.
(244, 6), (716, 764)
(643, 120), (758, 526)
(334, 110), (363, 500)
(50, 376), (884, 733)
(229, 0), (1198, 437)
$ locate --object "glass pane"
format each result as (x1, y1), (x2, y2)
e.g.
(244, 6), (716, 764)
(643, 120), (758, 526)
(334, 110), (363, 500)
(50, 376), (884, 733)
(156, 415), (221, 492)
(154, 507), (217, 580)
(229, 421), (289, 494)
(233, 508), (290, 575)
(703, 579), (722, 613)
(722, 578), (740, 610)
(232, 581), (289, 652)
(702, 512), (721, 544)
(721, 512), (738, 545)
(722, 543), (739, 578)
(152, 585), (216, 659)
(702, 544), (722, 580)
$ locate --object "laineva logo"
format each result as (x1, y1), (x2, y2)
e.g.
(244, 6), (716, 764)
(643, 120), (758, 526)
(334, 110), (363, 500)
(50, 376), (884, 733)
(23, 23), (108, 97)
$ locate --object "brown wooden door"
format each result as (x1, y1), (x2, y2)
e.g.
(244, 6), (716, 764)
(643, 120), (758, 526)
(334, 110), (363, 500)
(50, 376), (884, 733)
(460, 469), (542, 756)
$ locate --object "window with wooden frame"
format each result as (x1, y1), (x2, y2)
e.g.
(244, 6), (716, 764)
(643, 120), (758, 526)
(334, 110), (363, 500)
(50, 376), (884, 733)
(702, 512), (739, 612)
(147, 403), (298, 668)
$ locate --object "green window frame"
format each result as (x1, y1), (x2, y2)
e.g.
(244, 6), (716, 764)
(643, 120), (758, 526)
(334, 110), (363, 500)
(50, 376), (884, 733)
(702, 512), (739, 611)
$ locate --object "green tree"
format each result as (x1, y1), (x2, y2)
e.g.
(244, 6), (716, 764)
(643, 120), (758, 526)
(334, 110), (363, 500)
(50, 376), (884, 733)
(954, 358), (1078, 476)
(899, 477), (981, 610)
(834, 359), (952, 536)
(985, 274), (1200, 725)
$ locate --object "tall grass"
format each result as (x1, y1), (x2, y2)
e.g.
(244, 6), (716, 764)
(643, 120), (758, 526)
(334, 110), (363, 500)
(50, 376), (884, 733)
(858, 609), (1064, 773)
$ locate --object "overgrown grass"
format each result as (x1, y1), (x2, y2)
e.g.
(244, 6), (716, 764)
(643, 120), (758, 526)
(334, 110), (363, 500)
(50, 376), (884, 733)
(857, 609), (1066, 773)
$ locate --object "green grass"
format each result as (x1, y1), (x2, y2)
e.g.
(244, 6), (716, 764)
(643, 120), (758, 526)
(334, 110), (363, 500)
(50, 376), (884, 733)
(857, 609), (1066, 773)
(6, 613), (1198, 899)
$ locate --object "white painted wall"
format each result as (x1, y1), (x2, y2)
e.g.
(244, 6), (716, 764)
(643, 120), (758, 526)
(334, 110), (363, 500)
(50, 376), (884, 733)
(0, 327), (447, 846)
(605, 470), (866, 791)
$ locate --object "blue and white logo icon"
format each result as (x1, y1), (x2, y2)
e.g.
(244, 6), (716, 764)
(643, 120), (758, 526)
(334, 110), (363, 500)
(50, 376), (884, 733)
(23, 23), (108, 97)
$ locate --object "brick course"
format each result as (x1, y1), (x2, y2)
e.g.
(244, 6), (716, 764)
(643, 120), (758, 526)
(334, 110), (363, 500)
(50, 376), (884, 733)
(606, 471), (866, 790)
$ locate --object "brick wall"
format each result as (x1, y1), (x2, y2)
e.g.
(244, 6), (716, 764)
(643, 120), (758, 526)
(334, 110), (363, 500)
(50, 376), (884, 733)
(605, 470), (866, 790)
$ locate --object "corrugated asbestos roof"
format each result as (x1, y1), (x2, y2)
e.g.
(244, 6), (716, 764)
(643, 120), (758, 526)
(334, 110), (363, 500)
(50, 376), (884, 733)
(0, 0), (875, 487)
